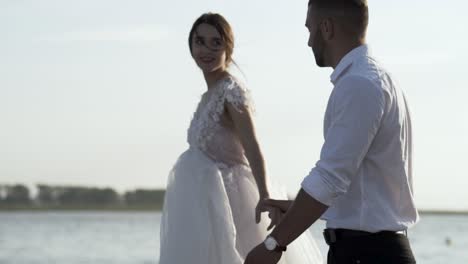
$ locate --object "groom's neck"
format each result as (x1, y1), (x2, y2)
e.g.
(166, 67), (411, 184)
(330, 39), (366, 69)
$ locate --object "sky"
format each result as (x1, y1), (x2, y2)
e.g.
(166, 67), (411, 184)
(1, 0), (467, 211)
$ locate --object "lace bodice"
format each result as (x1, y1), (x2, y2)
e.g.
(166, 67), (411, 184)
(187, 75), (253, 168)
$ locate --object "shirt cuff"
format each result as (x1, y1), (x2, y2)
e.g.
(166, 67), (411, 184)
(301, 170), (338, 207)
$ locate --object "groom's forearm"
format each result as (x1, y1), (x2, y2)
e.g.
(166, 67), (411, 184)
(270, 188), (328, 247)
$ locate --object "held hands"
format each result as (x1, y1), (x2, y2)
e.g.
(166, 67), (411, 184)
(248, 198), (292, 264)
(255, 191), (270, 224)
(256, 198), (293, 230)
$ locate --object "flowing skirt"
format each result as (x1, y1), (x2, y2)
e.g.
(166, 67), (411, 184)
(159, 147), (323, 264)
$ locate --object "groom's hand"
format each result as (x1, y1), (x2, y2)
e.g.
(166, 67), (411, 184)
(244, 243), (282, 264)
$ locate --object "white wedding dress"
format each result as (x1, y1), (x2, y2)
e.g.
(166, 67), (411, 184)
(159, 75), (323, 264)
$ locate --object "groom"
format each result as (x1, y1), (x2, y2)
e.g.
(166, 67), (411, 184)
(245, 0), (418, 263)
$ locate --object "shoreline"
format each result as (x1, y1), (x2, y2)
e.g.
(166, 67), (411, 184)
(417, 210), (468, 215)
(1, 206), (467, 215)
(0, 205), (162, 212)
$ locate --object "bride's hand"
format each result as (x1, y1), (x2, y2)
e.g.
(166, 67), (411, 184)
(254, 190), (270, 223)
(262, 199), (293, 213)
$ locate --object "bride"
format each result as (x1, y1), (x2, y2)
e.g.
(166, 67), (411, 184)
(159, 12), (322, 264)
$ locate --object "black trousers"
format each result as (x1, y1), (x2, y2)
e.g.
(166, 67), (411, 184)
(326, 231), (416, 264)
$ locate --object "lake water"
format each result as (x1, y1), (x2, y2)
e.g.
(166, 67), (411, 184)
(0, 212), (466, 263)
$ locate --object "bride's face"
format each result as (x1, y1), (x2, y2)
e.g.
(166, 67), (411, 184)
(190, 23), (227, 73)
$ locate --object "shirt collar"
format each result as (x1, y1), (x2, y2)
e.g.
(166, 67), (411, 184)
(330, 44), (369, 84)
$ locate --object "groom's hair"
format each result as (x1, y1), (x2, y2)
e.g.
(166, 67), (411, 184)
(308, 0), (368, 39)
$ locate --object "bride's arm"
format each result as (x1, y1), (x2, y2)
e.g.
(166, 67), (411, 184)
(226, 102), (270, 205)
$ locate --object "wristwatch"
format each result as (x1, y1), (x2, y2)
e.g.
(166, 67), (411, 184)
(264, 235), (287, 252)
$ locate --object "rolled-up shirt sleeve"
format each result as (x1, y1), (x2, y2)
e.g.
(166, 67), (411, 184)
(301, 75), (386, 206)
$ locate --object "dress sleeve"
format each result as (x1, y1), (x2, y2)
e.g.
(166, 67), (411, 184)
(223, 77), (254, 113)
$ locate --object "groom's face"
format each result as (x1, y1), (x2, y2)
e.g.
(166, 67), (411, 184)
(306, 7), (327, 67)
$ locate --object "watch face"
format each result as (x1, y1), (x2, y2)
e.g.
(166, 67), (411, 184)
(264, 237), (277, 251)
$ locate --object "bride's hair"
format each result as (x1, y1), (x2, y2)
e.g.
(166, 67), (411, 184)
(188, 13), (235, 66)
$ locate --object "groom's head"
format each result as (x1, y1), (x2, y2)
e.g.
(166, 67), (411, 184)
(306, 0), (368, 67)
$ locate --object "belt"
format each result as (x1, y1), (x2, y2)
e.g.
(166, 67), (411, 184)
(323, 228), (407, 245)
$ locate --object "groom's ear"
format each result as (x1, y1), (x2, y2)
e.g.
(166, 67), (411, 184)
(321, 18), (335, 41)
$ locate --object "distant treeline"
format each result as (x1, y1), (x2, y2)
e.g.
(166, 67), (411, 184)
(0, 184), (165, 211)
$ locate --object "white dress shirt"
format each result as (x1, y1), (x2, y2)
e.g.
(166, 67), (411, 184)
(301, 45), (419, 232)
